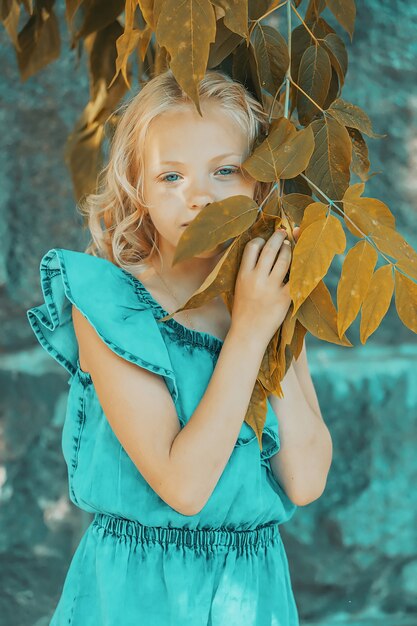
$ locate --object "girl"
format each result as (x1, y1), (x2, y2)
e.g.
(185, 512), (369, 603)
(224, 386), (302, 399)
(27, 68), (331, 625)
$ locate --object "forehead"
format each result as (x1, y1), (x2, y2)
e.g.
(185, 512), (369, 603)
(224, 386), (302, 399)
(144, 101), (249, 160)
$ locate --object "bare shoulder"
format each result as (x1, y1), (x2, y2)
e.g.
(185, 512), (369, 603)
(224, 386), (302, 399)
(70, 303), (191, 515)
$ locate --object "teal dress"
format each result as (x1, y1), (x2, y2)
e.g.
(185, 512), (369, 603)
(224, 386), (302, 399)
(27, 248), (299, 626)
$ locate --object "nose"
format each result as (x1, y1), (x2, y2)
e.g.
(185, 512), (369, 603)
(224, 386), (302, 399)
(186, 175), (215, 210)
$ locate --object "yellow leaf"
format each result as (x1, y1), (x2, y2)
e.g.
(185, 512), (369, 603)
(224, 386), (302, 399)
(321, 33), (348, 87)
(172, 195), (259, 265)
(164, 211), (276, 317)
(74, 0), (125, 41)
(296, 279), (353, 346)
(360, 265), (394, 343)
(289, 213), (346, 314)
(297, 44), (332, 125)
(87, 22), (130, 123)
(348, 127), (371, 182)
(327, 97), (385, 139)
(262, 187), (282, 218)
(123, 0), (137, 32)
(138, 0), (156, 30)
(156, 0), (217, 115)
(305, 116), (352, 201)
(260, 90), (285, 121)
(371, 225), (417, 282)
(1, 0), (21, 50)
(298, 201), (328, 235)
(16, 5), (61, 81)
(211, 0), (248, 40)
(343, 188), (417, 282)
(337, 239), (378, 338)
(325, 0), (356, 41)
(138, 24), (152, 62)
(159, 236), (239, 320)
(259, 328), (281, 393)
(65, 0), (83, 26)
(290, 318), (308, 359)
(242, 117), (315, 182)
(394, 272), (417, 334)
(343, 188), (396, 238)
(64, 122), (105, 203)
(276, 302), (297, 375)
(282, 193), (315, 226)
(109, 28), (142, 89)
(244, 379), (268, 451)
(207, 14), (242, 68)
(249, 22), (289, 99)
(344, 181), (365, 200)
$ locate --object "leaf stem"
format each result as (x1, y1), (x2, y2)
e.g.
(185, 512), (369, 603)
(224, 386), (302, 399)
(267, 79), (287, 124)
(248, 0), (289, 38)
(283, 0), (292, 119)
(258, 181), (279, 215)
(290, 1), (319, 44)
(290, 75), (325, 114)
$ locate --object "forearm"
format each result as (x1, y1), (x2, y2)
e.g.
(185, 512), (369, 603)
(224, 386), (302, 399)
(268, 352), (333, 506)
(170, 325), (268, 514)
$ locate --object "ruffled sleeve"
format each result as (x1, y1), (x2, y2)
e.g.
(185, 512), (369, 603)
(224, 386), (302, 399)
(26, 248), (178, 401)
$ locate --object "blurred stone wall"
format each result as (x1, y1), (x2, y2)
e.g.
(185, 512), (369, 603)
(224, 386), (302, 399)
(0, 1), (416, 625)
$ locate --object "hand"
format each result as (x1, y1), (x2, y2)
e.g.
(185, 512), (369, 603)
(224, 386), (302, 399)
(231, 225), (299, 345)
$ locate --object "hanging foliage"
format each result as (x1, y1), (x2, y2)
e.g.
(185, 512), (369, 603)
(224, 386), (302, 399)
(4, 0), (417, 451)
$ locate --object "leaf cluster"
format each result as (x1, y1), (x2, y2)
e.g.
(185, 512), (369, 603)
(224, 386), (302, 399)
(4, 0), (417, 448)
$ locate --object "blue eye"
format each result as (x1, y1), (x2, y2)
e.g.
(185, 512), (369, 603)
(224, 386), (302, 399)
(160, 167), (240, 183)
(216, 167), (239, 176)
(161, 173), (180, 183)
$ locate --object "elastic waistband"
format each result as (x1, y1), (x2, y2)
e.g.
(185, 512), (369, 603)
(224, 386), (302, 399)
(92, 513), (280, 550)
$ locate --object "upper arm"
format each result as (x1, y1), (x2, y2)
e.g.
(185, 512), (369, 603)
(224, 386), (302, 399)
(292, 341), (322, 419)
(71, 304), (193, 516)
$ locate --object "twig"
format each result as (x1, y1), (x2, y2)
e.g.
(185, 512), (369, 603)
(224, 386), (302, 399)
(248, 0), (289, 39)
(290, 1), (319, 44)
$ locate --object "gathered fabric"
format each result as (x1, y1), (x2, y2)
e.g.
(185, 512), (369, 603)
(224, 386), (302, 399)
(27, 248), (299, 626)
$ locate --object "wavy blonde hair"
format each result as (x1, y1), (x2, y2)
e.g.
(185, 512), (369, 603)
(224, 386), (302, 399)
(78, 67), (273, 274)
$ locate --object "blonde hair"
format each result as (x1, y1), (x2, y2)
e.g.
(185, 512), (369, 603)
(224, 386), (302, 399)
(78, 68), (273, 273)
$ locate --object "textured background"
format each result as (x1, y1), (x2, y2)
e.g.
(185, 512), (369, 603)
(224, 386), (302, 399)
(1, 1), (417, 625)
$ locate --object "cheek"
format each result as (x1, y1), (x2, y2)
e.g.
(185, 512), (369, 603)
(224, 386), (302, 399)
(238, 175), (257, 195)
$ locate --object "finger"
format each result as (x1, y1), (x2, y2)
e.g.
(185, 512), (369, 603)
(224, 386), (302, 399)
(269, 239), (292, 282)
(239, 236), (267, 273)
(255, 230), (288, 274)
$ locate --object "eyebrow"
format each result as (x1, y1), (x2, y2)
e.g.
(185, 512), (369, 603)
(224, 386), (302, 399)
(159, 153), (242, 166)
